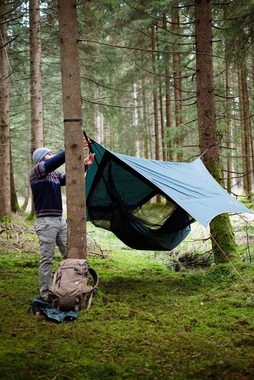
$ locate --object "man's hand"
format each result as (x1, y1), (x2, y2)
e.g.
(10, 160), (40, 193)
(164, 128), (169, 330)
(84, 139), (91, 150)
(84, 153), (95, 166)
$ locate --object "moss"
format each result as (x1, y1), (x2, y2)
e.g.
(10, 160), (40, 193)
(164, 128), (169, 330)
(0, 216), (253, 380)
(206, 157), (223, 184)
(0, 215), (12, 224)
(210, 214), (238, 264)
(204, 159), (238, 264)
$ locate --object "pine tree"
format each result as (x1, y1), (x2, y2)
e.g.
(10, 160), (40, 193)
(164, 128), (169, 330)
(58, 0), (87, 259)
(0, 2), (11, 220)
(195, 0), (238, 263)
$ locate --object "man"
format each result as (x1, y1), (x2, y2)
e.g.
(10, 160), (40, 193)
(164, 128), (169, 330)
(29, 144), (94, 300)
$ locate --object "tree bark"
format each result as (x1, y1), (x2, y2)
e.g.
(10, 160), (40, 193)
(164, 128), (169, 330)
(237, 67), (245, 190)
(239, 62), (252, 196)
(251, 46), (254, 171)
(225, 62), (233, 191)
(164, 63), (173, 161)
(0, 2), (11, 220)
(172, 7), (183, 161)
(29, 0), (43, 154)
(58, 0), (87, 259)
(195, 0), (238, 263)
(159, 75), (165, 160)
(133, 82), (141, 156)
(10, 147), (20, 212)
(141, 75), (149, 159)
(155, 30), (165, 161)
(163, 14), (173, 162)
(151, 26), (160, 161)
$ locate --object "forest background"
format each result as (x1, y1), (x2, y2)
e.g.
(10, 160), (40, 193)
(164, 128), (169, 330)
(1, 0), (254, 262)
(1, 0), (253, 209)
(1, 1), (254, 379)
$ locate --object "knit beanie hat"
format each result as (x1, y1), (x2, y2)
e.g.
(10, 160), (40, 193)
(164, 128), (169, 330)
(32, 147), (52, 164)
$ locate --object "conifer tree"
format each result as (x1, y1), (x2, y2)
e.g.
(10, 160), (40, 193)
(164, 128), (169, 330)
(30, 0), (44, 154)
(58, 0), (87, 259)
(195, 0), (238, 263)
(0, 2), (11, 220)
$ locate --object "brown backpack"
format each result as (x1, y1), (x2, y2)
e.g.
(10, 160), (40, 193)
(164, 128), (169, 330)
(49, 259), (99, 311)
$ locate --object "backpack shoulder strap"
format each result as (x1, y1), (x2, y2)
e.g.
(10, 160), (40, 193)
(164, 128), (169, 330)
(88, 268), (99, 291)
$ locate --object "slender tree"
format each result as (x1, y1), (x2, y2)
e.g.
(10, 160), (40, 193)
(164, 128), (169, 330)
(0, 2), (11, 220)
(29, 0), (43, 154)
(195, 0), (238, 263)
(151, 25), (160, 161)
(162, 15), (173, 161)
(172, 6), (183, 161)
(58, 0), (87, 259)
(10, 148), (20, 212)
(225, 61), (233, 191)
(222, 0), (254, 197)
(239, 62), (252, 197)
(237, 67), (245, 190)
(141, 75), (149, 158)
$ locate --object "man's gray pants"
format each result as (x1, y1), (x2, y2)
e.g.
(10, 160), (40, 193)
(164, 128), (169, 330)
(35, 216), (67, 299)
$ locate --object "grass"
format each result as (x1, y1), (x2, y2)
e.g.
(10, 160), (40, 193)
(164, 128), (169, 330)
(0, 215), (254, 379)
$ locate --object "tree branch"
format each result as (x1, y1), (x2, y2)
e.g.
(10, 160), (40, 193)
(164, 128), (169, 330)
(80, 38), (193, 55)
(82, 97), (142, 109)
(0, 35), (19, 49)
(120, 0), (195, 37)
(81, 75), (133, 93)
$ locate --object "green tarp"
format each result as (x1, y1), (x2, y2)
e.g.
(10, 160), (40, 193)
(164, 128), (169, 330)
(85, 141), (252, 250)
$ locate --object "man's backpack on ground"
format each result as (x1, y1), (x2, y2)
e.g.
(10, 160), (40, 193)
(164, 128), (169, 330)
(49, 259), (99, 311)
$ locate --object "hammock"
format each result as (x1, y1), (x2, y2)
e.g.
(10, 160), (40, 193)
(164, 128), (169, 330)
(85, 140), (252, 251)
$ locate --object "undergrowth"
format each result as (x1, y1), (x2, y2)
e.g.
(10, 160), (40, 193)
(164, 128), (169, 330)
(0, 215), (254, 380)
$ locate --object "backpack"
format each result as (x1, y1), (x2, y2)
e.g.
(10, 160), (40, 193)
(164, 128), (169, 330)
(49, 259), (99, 311)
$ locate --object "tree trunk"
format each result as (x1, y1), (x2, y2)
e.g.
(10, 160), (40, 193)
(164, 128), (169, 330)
(58, 0), (87, 259)
(172, 7), (183, 161)
(21, 185), (30, 212)
(162, 15), (173, 161)
(251, 47), (254, 171)
(239, 62), (252, 197)
(96, 110), (104, 144)
(225, 62), (233, 191)
(0, 2), (11, 220)
(224, 8), (233, 191)
(156, 31), (165, 161)
(29, 0), (43, 154)
(159, 76), (165, 160)
(10, 148), (20, 212)
(133, 82), (140, 156)
(141, 76), (149, 159)
(151, 26), (160, 161)
(195, 0), (238, 263)
(29, 0), (43, 218)
(164, 66), (173, 161)
(237, 67), (246, 191)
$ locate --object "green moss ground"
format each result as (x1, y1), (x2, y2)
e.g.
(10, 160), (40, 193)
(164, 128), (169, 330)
(0, 218), (254, 380)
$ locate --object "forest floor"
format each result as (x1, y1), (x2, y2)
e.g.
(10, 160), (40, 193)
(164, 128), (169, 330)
(0, 212), (254, 380)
